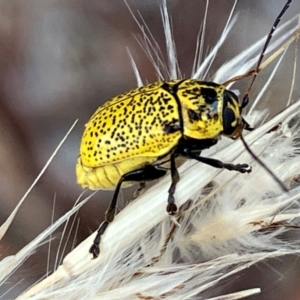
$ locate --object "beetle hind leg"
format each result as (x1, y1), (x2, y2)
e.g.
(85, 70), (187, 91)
(89, 178), (123, 259)
(90, 165), (168, 259)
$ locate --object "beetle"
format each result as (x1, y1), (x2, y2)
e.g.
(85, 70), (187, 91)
(76, 0), (292, 258)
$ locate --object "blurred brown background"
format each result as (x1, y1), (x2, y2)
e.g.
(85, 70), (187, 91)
(0, 0), (299, 299)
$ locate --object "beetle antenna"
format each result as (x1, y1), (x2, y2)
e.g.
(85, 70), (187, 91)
(239, 1), (292, 193)
(240, 134), (288, 192)
(242, 0), (292, 108)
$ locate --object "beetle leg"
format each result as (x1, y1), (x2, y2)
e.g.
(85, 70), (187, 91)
(89, 177), (123, 259)
(166, 154), (180, 216)
(90, 165), (168, 259)
(184, 150), (252, 173)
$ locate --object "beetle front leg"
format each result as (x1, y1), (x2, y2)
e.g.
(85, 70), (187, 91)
(184, 150), (252, 173)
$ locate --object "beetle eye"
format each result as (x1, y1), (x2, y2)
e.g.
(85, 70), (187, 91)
(223, 107), (236, 135)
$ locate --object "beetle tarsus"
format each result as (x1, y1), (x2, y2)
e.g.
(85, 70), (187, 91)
(167, 185), (178, 215)
(223, 163), (252, 173)
(89, 243), (100, 259)
(90, 220), (109, 259)
(167, 202), (177, 215)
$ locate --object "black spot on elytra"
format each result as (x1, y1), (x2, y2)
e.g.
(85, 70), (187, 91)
(163, 118), (181, 133)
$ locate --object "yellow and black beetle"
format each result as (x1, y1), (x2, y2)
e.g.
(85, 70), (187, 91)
(76, 0), (292, 258)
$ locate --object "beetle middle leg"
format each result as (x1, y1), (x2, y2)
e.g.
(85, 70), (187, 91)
(166, 153), (179, 215)
(90, 165), (167, 259)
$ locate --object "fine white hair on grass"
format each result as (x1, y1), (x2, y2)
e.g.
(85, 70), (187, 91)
(201, 0), (238, 80)
(214, 15), (300, 84)
(2, 1), (300, 299)
(126, 47), (144, 88)
(0, 120), (78, 242)
(160, 0), (179, 80)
